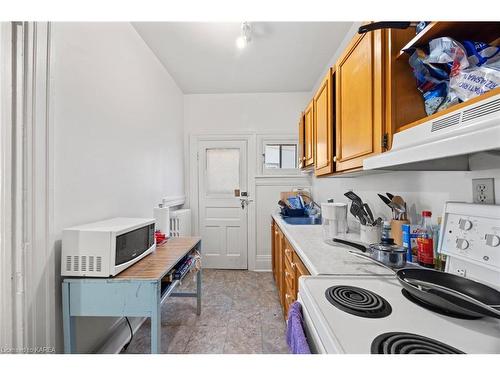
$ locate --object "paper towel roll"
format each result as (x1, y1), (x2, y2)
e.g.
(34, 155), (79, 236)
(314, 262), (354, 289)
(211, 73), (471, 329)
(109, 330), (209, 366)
(321, 203), (347, 220)
(153, 206), (170, 236)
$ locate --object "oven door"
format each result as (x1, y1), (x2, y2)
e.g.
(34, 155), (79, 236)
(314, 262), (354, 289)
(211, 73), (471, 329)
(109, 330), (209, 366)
(115, 223), (155, 266)
(297, 294), (327, 354)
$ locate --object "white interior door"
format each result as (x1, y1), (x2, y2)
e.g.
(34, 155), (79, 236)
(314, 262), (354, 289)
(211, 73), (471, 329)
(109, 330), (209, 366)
(198, 140), (249, 269)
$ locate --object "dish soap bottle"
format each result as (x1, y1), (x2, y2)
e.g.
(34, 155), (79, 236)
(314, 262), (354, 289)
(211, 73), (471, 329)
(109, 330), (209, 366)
(417, 211), (434, 268)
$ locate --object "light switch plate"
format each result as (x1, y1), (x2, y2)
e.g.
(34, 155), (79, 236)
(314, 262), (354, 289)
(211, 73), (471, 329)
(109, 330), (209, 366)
(472, 178), (495, 204)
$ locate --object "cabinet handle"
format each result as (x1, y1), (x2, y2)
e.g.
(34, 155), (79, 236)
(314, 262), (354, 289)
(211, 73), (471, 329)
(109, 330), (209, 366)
(333, 155), (337, 162)
(290, 262), (296, 269)
(274, 230), (278, 235)
(285, 248), (292, 256)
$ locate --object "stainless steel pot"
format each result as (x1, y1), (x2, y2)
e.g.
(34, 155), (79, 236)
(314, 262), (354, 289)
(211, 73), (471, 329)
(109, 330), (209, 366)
(333, 238), (407, 268)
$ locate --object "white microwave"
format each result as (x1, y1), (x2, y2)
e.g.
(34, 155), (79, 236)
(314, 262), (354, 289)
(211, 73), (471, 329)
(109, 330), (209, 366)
(61, 217), (156, 277)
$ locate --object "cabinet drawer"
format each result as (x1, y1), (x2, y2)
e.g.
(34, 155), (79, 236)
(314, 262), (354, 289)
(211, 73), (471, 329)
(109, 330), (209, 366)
(283, 241), (294, 264)
(284, 267), (295, 295)
(293, 252), (310, 278)
(284, 291), (295, 318)
(284, 253), (295, 277)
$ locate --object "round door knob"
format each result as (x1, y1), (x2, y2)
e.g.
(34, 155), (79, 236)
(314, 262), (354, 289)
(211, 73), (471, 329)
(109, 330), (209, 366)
(457, 238), (469, 250)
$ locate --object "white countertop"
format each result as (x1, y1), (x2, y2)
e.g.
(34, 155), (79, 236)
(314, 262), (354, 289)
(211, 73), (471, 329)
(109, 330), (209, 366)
(272, 214), (393, 276)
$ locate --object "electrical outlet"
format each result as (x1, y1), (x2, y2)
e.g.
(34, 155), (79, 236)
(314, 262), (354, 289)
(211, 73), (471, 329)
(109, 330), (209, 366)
(472, 178), (495, 204)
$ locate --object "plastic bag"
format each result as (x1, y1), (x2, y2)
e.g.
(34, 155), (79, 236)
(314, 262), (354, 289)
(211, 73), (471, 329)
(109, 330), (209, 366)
(449, 40), (500, 101)
(410, 37), (500, 111)
(463, 40), (500, 67)
(409, 50), (456, 115)
(450, 65), (500, 102)
(425, 37), (469, 75)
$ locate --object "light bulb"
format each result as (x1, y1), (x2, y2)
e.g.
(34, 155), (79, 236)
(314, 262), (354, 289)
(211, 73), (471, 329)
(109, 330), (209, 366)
(236, 35), (247, 49)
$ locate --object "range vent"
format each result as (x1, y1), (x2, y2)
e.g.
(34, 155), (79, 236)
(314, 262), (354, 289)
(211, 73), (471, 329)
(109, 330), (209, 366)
(89, 256), (94, 272)
(66, 256), (71, 272)
(431, 113), (461, 132)
(462, 98), (500, 122)
(73, 256), (79, 272)
(96, 257), (102, 272)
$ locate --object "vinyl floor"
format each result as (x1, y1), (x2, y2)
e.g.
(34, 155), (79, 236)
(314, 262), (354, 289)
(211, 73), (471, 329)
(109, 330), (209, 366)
(123, 269), (289, 354)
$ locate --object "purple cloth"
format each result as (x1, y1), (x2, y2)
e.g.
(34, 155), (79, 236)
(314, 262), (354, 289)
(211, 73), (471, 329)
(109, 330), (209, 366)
(286, 301), (311, 354)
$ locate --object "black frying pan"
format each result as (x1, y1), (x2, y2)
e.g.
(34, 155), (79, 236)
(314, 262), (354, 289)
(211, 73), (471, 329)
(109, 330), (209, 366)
(349, 251), (500, 319)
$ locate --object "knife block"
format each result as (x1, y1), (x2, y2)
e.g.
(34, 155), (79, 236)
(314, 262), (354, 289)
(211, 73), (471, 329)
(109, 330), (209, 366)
(391, 219), (410, 246)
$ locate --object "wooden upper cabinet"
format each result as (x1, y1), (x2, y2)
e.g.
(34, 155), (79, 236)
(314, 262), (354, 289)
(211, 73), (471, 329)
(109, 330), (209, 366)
(314, 68), (335, 176)
(303, 100), (314, 167)
(297, 113), (305, 168)
(335, 30), (385, 173)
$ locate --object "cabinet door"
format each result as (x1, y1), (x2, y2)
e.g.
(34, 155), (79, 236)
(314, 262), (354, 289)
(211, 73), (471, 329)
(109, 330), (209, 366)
(335, 30), (385, 172)
(298, 113), (305, 168)
(314, 68), (334, 176)
(303, 100), (314, 167)
(271, 221), (276, 281)
(277, 229), (285, 308)
(293, 251), (310, 298)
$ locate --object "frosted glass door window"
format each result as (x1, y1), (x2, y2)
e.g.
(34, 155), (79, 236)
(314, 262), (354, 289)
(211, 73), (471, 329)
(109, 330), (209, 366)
(206, 148), (240, 195)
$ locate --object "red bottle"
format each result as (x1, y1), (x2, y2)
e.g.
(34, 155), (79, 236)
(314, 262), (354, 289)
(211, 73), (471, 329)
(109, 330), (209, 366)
(417, 211), (434, 268)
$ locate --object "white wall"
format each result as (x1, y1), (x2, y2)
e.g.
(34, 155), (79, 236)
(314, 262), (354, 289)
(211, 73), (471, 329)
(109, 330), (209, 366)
(51, 22), (184, 353)
(184, 92), (310, 134)
(312, 168), (500, 230)
(183, 92), (311, 271)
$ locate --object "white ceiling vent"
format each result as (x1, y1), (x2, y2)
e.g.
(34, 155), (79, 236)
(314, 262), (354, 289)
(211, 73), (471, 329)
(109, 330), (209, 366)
(431, 113), (461, 132)
(462, 98), (500, 122)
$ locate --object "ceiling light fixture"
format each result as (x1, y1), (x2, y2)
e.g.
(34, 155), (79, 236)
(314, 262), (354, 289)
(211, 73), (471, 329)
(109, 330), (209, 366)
(236, 22), (252, 49)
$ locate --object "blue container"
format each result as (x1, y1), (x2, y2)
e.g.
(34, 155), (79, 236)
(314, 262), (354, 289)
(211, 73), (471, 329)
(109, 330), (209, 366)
(402, 224), (412, 262)
(280, 207), (306, 217)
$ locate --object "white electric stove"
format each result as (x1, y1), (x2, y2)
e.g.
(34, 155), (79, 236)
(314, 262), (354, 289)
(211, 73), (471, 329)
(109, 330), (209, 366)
(298, 202), (500, 354)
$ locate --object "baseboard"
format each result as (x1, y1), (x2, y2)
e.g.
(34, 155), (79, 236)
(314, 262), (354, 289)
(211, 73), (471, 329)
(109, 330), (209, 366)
(95, 316), (147, 354)
(254, 255), (271, 272)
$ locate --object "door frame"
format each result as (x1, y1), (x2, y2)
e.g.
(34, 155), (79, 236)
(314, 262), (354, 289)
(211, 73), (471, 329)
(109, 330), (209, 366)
(188, 132), (256, 270)
(0, 22), (56, 351)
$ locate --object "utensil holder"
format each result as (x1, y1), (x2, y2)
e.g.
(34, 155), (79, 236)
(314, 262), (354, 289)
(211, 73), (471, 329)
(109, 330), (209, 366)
(360, 224), (381, 244)
(391, 219), (410, 246)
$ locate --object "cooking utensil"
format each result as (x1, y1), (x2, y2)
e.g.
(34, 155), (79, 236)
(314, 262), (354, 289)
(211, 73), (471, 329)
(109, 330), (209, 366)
(344, 191), (363, 206)
(363, 203), (374, 224)
(348, 251), (500, 319)
(378, 193), (392, 207)
(403, 278), (500, 316)
(350, 202), (367, 225)
(386, 192), (395, 200)
(334, 238), (407, 268)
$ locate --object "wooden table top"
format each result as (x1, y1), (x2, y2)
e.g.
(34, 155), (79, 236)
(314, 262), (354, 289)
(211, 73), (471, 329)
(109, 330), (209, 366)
(115, 236), (201, 280)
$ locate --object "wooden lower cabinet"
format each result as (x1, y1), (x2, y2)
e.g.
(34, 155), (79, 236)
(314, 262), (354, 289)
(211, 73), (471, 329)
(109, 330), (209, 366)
(272, 219), (311, 319)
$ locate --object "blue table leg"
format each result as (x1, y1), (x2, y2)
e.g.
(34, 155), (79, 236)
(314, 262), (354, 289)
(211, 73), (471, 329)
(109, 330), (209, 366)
(62, 282), (76, 353)
(151, 281), (161, 354)
(196, 269), (202, 315)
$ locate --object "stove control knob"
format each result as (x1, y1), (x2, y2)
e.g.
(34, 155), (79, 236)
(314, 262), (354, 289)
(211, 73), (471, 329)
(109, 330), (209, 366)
(485, 234), (500, 247)
(459, 219), (472, 231)
(456, 238), (469, 250)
